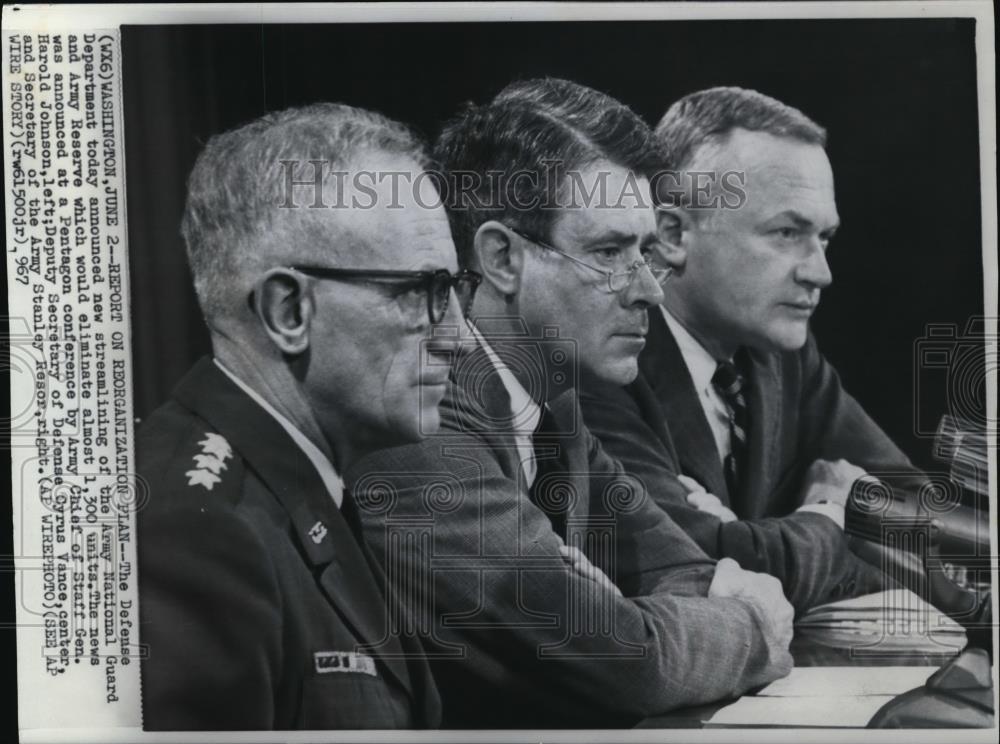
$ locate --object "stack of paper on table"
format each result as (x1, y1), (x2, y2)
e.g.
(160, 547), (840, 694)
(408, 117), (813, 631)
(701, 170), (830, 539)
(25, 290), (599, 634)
(707, 591), (968, 727)
(794, 588), (967, 652)
(708, 666), (940, 727)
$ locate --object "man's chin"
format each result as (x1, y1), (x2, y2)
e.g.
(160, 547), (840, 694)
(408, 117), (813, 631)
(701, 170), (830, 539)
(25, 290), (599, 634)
(415, 405), (442, 438)
(759, 323), (810, 353)
(415, 383), (449, 435)
(588, 356), (639, 387)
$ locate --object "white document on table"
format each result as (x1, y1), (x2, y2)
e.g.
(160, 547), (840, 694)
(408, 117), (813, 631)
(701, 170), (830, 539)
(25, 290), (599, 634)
(709, 694), (897, 727)
(755, 665), (936, 697)
(706, 666), (938, 727)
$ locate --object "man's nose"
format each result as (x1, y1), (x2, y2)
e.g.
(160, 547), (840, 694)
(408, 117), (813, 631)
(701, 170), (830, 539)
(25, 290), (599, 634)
(795, 240), (833, 290)
(622, 262), (666, 307)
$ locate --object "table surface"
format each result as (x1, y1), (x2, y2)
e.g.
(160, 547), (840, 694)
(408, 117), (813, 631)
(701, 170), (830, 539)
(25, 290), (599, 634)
(636, 635), (957, 728)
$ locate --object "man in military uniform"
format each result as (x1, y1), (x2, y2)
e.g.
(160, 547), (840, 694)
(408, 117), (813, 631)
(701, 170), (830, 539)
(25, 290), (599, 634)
(137, 103), (479, 729)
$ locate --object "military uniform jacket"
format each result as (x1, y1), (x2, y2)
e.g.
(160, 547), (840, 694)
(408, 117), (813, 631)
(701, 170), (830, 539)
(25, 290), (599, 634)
(346, 338), (792, 729)
(137, 357), (441, 730)
(580, 309), (910, 612)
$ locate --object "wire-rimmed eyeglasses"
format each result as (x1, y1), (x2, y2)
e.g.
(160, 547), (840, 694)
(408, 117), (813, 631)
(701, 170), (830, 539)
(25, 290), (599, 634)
(507, 227), (672, 294)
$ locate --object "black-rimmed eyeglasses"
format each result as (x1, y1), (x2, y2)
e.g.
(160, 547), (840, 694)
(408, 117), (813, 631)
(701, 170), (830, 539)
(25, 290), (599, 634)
(289, 266), (482, 325)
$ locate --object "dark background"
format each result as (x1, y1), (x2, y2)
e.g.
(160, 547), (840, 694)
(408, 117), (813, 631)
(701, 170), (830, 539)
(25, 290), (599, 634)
(120, 19), (986, 471)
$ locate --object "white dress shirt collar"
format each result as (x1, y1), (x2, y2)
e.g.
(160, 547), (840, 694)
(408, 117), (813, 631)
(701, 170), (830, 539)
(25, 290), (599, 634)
(214, 359), (345, 508)
(468, 324), (543, 435)
(660, 307), (721, 398)
(468, 323), (543, 487)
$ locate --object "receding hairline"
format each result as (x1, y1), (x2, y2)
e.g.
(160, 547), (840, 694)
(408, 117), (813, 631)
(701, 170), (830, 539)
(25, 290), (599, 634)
(181, 101), (432, 321)
(683, 126), (828, 173)
(279, 150), (448, 263)
(653, 86), (827, 176)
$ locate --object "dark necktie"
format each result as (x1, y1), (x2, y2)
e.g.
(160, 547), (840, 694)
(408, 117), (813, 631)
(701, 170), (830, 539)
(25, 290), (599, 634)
(529, 404), (568, 539)
(712, 358), (748, 499)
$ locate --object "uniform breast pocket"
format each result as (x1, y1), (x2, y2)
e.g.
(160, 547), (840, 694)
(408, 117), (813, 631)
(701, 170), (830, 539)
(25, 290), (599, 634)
(298, 671), (407, 729)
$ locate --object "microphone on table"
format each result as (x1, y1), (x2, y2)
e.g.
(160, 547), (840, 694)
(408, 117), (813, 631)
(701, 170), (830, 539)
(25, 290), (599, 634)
(844, 416), (992, 648)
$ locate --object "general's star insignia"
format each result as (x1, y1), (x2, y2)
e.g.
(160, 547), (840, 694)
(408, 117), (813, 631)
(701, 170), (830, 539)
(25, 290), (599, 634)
(187, 432), (234, 490)
(186, 468), (222, 490)
(199, 433), (233, 461)
(193, 453), (227, 474)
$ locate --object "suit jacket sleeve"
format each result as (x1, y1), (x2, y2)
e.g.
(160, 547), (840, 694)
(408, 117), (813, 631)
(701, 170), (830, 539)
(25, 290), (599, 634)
(139, 491), (285, 730)
(580, 374), (884, 613)
(350, 429), (791, 723)
(578, 415), (719, 598)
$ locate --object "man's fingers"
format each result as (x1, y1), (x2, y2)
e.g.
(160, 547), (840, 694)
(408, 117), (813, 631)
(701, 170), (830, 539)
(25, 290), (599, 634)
(687, 492), (739, 522)
(591, 569), (624, 598)
(805, 457), (868, 489)
(708, 561), (795, 653)
(559, 545), (622, 597)
(705, 503), (739, 522)
(757, 578), (794, 649)
(559, 545), (587, 564)
(686, 491), (721, 509)
(715, 505), (739, 523)
(708, 557), (742, 597)
(715, 557), (741, 575)
(678, 474), (706, 493)
(800, 457), (867, 507)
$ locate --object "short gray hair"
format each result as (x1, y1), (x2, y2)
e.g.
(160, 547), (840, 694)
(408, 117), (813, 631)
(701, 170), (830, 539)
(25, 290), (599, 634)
(181, 102), (429, 321)
(654, 86), (827, 172)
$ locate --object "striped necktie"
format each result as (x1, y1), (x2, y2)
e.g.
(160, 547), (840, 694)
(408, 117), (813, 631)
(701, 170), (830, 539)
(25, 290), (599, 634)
(712, 359), (748, 499)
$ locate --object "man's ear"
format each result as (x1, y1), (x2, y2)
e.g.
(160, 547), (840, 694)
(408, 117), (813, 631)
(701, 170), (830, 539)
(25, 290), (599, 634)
(473, 220), (523, 297)
(252, 268), (313, 355)
(655, 206), (690, 273)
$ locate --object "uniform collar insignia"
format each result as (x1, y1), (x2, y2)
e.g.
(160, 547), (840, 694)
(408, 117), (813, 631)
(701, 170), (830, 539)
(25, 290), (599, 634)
(185, 431), (234, 491)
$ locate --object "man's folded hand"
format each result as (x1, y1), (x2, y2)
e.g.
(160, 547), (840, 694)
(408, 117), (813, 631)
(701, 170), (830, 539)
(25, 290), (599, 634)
(799, 458), (868, 507)
(679, 474), (739, 523)
(709, 557), (794, 655)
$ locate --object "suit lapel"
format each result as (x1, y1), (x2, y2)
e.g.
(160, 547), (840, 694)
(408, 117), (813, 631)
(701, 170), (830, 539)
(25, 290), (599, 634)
(740, 348), (782, 518)
(446, 337), (524, 480)
(641, 310), (730, 502)
(452, 335), (590, 529)
(173, 357), (412, 695)
(627, 372), (682, 468)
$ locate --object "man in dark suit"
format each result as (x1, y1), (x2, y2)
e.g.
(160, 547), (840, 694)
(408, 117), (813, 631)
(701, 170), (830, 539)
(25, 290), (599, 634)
(137, 103), (475, 729)
(347, 79), (796, 729)
(581, 87), (913, 612)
